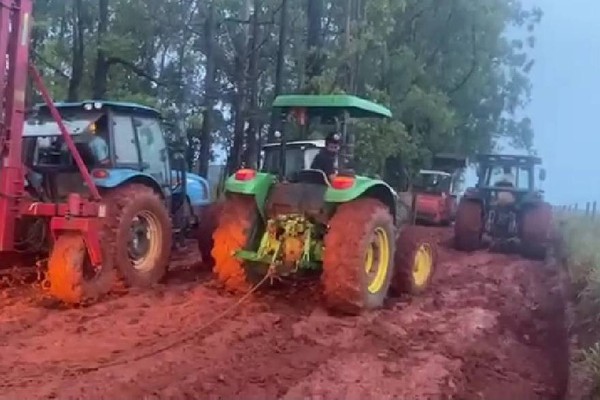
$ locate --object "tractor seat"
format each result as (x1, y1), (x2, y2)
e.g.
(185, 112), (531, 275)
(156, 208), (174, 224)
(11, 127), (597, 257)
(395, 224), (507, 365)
(292, 169), (331, 187)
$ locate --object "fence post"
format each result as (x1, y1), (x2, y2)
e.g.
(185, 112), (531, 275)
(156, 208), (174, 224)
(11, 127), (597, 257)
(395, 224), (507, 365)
(586, 202), (591, 215)
(593, 201), (597, 219)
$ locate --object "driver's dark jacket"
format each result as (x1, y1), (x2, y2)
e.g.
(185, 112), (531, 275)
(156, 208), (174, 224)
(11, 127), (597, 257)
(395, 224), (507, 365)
(310, 149), (336, 176)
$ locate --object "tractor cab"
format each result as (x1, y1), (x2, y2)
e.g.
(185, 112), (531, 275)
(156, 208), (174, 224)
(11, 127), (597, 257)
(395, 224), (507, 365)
(474, 154), (546, 206)
(261, 139), (325, 180)
(23, 100), (210, 232)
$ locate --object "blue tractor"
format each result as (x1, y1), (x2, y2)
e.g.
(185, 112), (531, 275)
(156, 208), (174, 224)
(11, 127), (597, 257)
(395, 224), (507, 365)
(22, 100), (213, 303)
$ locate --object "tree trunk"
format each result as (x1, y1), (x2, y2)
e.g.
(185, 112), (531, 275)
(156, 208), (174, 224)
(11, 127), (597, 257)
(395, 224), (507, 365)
(267, 0), (288, 142)
(226, 0), (252, 174)
(198, 2), (217, 177)
(305, 0), (324, 92)
(92, 0), (110, 99)
(243, 0), (261, 169)
(67, 0), (84, 102)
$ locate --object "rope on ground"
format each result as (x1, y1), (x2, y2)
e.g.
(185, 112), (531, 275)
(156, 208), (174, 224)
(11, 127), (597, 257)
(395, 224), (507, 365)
(66, 270), (274, 376)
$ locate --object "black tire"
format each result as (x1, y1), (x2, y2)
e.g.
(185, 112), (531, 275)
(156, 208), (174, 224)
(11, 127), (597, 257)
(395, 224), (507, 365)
(391, 226), (437, 295)
(197, 202), (223, 268)
(454, 200), (483, 251)
(102, 184), (172, 287)
(520, 202), (552, 260)
(322, 198), (395, 315)
(47, 233), (116, 304)
(211, 195), (260, 292)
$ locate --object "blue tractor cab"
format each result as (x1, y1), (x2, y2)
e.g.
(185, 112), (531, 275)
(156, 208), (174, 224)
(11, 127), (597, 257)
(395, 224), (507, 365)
(22, 100), (213, 299)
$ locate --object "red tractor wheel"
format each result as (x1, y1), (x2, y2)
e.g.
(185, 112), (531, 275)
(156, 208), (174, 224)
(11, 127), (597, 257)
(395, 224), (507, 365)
(47, 233), (115, 304)
(102, 184), (173, 287)
(520, 202), (552, 260)
(454, 200), (483, 251)
(322, 198), (395, 315)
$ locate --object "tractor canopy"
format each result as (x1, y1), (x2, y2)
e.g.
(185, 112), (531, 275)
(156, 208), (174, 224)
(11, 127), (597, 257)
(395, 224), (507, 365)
(272, 94), (392, 120)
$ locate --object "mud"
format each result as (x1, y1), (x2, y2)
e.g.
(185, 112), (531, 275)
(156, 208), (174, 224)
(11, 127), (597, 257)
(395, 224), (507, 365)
(0, 228), (568, 400)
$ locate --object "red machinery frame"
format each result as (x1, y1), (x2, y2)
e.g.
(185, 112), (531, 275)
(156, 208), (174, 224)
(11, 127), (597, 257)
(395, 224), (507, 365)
(0, 0), (104, 265)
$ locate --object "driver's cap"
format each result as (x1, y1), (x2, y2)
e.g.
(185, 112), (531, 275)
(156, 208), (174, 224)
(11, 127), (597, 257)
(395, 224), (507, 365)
(326, 132), (341, 145)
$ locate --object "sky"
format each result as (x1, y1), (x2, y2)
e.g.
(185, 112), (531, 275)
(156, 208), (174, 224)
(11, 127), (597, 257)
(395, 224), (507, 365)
(522, 0), (600, 206)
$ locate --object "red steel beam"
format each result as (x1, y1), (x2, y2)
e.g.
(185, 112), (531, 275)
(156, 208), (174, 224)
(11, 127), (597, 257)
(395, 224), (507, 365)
(0, 0), (31, 250)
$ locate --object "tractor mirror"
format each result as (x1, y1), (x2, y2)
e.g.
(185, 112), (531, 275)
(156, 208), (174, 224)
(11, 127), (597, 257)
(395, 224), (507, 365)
(539, 168), (546, 181)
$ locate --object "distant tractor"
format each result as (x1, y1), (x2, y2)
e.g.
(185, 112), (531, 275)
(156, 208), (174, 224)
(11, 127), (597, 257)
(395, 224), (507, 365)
(210, 94), (438, 315)
(23, 101), (213, 302)
(454, 154), (551, 259)
(413, 154), (466, 226)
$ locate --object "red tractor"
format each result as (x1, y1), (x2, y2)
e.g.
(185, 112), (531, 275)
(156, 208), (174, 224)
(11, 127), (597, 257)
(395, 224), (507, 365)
(413, 154), (466, 226)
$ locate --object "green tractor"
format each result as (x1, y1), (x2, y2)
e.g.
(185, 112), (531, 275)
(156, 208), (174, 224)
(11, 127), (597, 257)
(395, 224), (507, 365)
(210, 95), (437, 314)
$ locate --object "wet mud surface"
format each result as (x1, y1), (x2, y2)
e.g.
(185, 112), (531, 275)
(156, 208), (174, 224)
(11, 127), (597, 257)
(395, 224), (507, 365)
(0, 227), (568, 400)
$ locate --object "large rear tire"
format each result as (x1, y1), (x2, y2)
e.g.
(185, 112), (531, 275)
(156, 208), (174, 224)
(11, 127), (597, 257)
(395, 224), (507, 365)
(520, 202), (552, 260)
(391, 226), (437, 295)
(454, 200), (483, 251)
(322, 198), (395, 315)
(197, 202), (223, 268)
(211, 195), (258, 292)
(47, 233), (115, 304)
(103, 184), (172, 287)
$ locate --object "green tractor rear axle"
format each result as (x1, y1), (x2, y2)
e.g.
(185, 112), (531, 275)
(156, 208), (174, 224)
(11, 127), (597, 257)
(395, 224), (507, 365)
(235, 214), (324, 275)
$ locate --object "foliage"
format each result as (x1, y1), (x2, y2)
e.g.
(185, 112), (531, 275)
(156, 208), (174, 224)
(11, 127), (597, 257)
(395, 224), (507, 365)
(559, 216), (600, 399)
(30, 0), (542, 176)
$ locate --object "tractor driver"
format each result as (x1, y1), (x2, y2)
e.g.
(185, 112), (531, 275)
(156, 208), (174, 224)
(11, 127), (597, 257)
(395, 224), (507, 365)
(87, 116), (110, 166)
(495, 166), (515, 188)
(310, 132), (340, 181)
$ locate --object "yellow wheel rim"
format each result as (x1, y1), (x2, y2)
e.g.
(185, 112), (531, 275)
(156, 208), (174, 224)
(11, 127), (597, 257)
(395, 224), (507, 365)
(413, 244), (433, 287)
(364, 227), (390, 294)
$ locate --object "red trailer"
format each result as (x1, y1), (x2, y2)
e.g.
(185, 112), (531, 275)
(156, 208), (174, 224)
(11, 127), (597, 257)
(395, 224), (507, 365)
(0, 0), (108, 302)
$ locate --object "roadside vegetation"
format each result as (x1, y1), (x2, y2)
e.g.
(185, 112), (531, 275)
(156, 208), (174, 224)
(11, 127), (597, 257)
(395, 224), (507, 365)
(559, 215), (600, 399)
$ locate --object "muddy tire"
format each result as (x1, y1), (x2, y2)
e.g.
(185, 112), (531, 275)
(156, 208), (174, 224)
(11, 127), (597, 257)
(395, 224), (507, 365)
(211, 195), (259, 292)
(454, 200), (483, 251)
(322, 198), (395, 315)
(197, 202), (223, 268)
(47, 233), (116, 304)
(391, 226), (437, 295)
(103, 184), (172, 287)
(520, 202), (552, 260)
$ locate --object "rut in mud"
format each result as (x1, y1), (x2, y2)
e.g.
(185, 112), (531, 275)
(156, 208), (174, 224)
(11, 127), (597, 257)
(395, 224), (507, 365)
(0, 229), (568, 400)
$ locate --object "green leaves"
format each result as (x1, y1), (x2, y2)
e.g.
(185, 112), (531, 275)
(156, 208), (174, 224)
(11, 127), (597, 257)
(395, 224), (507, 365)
(30, 0), (541, 173)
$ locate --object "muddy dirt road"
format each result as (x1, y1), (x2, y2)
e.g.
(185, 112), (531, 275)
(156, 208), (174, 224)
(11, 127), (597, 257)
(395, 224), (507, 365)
(0, 228), (568, 400)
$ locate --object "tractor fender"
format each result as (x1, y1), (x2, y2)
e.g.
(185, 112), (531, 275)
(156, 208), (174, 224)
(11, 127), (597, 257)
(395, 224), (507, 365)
(94, 168), (164, 197)
(182, 172), (211, 207)
(325, 176), (397, 222)
(223, 172), (276, 218)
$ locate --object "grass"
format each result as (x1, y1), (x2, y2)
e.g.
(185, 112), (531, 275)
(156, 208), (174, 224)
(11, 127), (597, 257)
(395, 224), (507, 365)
(559, 215), (600, 398)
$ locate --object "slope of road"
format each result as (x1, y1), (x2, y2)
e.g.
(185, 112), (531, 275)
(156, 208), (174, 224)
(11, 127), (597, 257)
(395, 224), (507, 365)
(0, 228), (568, 400)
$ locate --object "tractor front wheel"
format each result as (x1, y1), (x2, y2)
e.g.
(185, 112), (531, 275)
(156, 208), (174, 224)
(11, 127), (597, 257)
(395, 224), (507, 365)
(454, 200), (483, 251)
(211, 195), (258, 292)
(103, 184), (172, 287)
(322, 198), (395, 315)
(391, 226), (437, 295)
(46, 233), (115, 304)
